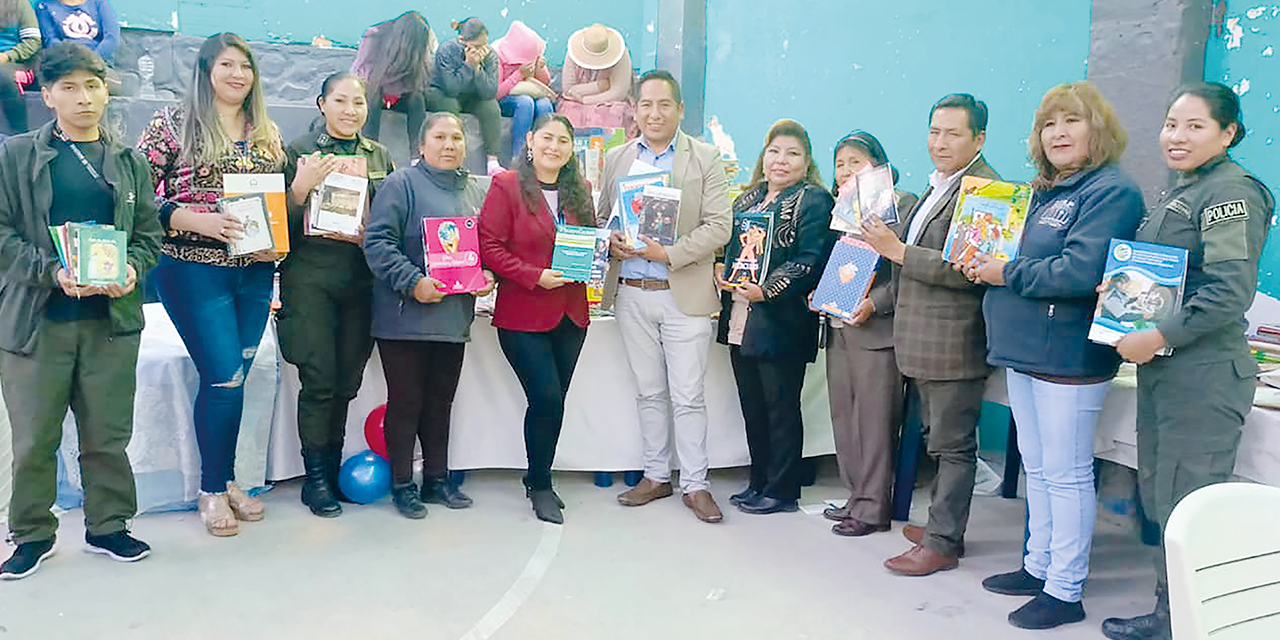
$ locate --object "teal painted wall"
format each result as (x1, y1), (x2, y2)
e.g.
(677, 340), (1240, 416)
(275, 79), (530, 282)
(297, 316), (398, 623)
(1205, 5), (1280, 299)
(111, 0), (659, 67)
(703, 0), (1093, 194)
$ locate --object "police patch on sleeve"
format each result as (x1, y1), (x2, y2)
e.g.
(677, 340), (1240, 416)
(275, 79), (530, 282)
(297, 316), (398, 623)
(1202, 200), (1249, 229)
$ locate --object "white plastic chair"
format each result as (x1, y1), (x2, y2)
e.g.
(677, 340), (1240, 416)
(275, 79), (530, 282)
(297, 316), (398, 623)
(1165, 482), (1280, 639)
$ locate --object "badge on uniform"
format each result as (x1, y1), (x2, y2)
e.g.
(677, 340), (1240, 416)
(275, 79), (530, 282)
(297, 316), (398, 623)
(1202, 200), (1248, 229)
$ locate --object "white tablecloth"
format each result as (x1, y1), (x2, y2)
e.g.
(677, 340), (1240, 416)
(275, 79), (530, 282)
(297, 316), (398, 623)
(267, 316), (837, 481)
(1090, 366), (1280, 487)
(0, 304), (278, 523)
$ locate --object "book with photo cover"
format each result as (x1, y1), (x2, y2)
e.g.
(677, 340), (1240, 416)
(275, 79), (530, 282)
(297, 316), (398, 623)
(574, 128), (606, 193)
(829, 164), (900, 233)
(423, 216), (486, 294)
(637, 184), (681, 245)
(1089, 239), (1188, 356)
(725, 211), (774, 287)
(809, 235), (881, 322)
(219, 193), (276, 257)
(942, 176), (1032, 264)
(615, 171), (670, 249)
(224, 173), (289, 254)
(298, 155), (369, 236)
(551, 224), (598, 282)
(586, 228), (612, 306)
(312, 171), (368, 236)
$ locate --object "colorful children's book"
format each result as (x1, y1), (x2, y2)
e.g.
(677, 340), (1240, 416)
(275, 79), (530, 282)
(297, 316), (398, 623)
(423, 216), (486, 294)
(224, 173), (289, 254)
(637, 185), (681, 245)
(586, 228), (613, 306)
(76, 225), (128, 286)
(1089, 239), (1188, 356)
(219, 193), (276, 256)
(942, 176), (1033, 264)
(829, 165), (900, 234)
(725, 211), (774, 287)
(615, 171), (670, 249)
(551, 224), (598, 282)
(809, 235), (881, 322)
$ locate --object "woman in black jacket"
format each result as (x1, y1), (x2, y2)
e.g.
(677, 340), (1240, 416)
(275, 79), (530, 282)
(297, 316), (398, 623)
(961, 82), (1144, 630)
(715, 119), (836, 515)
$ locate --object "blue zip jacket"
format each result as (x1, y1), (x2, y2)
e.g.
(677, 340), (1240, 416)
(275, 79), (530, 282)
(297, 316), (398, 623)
(983, 164), (1145, 378)
(35, 0), (120, 63)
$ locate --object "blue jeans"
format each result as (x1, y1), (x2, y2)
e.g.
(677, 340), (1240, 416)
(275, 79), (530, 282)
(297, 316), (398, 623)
(499, 94), (555, 159)
(1006, 369), (1110, 602)
(152, 255), (274, 493)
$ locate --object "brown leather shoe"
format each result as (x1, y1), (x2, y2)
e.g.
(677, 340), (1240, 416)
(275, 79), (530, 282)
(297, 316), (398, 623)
(822, 503), (850, 522)
(902, 523), (966, 557)
(682, 491), (723, 523)
(617, 478), (674, 506)
(884, 544), (959, 576)
(832, 518), (889, 537)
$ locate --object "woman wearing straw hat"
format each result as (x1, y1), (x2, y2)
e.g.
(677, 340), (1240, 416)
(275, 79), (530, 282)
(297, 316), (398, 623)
(558, 23), (633, 131)
(493, 20), (556, 162)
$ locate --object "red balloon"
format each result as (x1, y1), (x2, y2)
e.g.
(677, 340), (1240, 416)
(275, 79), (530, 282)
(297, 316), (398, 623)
(363, 405), (388, 459)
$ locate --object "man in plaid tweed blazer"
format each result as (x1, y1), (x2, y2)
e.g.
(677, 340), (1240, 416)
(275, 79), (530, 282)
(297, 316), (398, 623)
(861, 94), (1000, 577)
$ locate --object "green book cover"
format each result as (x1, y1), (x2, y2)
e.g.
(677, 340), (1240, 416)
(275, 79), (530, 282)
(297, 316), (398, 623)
(48, 225), (69, 271)
(551, 225), (597, 282)
(75, 225), (127, 286)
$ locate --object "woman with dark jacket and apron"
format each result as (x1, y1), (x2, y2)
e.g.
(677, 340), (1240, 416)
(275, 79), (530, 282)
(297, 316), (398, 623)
(714, 119), (836, 516)
(278, 71), (394, 518)
(363, 111), (494, 520)
(1100, 83), (1273, 640)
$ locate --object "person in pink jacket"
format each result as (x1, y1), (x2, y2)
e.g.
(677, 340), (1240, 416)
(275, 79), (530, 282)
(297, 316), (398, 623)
(557, 24), (633, 131)
(494, 20), (555, 161)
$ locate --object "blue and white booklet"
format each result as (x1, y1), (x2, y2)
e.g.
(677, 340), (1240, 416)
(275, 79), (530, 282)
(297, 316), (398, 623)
(809, 235), (881, 322)
(1089, 239), (1188, 356)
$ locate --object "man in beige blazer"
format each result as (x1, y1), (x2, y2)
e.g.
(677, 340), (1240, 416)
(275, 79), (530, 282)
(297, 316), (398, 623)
(595, 71), (732, 523)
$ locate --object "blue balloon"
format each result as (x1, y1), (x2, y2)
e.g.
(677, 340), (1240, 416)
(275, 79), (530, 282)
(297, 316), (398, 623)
(338, 450), (391, 504)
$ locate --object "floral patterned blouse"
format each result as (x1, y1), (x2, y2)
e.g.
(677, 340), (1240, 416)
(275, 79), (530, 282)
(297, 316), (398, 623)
(136, 105), (285, 267)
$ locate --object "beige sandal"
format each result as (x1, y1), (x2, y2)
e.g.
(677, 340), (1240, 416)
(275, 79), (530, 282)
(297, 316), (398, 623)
(226, 482), (266, 522)
(198, 493), (240, 537)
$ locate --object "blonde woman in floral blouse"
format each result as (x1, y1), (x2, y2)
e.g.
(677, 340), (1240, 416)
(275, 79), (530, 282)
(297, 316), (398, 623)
(136, 32), (285, 538)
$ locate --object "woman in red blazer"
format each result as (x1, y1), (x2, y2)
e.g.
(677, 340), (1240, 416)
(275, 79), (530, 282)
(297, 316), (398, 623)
(479, 113), (595, 524)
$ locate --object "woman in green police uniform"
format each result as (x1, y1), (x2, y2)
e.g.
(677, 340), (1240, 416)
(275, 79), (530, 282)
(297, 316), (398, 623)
(1101, 83), (1274, 640)
(279, 71), (395, 518)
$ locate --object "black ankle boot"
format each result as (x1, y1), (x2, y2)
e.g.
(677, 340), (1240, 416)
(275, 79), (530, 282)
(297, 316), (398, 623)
(422, 478), (473, 509)
(1100, 612), (1171, 640)
(325, 448), (353, 503)
(301, 450), (341, 518)
(530, 489), (563, 524)
(391, 482), (427, 519)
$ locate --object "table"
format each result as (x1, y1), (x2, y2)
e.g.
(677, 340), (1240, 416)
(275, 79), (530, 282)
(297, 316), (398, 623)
(267, 316), (838, 481)
(0, 304), (278, 525)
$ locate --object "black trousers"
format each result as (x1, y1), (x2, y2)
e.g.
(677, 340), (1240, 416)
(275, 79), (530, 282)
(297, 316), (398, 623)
(376, 339), (466, 484)
(277, 260), (374, 454)
(730, 348), (808, 501)
(363, 86), (451, 143)
(497, 317), (587, 491)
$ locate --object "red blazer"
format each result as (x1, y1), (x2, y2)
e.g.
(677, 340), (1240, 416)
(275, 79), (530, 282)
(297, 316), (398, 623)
(479, 171), (590, 332)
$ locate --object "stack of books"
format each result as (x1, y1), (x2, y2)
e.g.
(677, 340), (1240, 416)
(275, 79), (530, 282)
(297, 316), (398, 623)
(49, 222), (127, 286)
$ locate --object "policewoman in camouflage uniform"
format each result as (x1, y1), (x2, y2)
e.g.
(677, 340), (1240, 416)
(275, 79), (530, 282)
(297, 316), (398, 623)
(279, 72), (394, 518)
(1102, 83), (1274, 640)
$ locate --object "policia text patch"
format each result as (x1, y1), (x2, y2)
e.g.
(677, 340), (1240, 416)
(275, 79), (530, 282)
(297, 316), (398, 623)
(1202, 200), (1248, 228)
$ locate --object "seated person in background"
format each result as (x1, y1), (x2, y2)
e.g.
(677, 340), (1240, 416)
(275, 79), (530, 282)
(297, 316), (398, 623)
(352, 11), (445, 145)
(0, 0), (41, 134)
(558, 24), (633, 132)
(432, 17), (503, 175)
(34, 0), (119, 65)
(493, 20), (555, 162)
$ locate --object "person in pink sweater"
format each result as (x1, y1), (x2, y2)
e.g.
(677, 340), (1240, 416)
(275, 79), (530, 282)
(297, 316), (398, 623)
(558, 24), (633, 131)
(494, 21), (555, 161)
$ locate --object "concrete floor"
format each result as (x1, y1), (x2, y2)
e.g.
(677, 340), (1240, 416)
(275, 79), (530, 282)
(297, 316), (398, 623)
(0, 466), (1156, 640)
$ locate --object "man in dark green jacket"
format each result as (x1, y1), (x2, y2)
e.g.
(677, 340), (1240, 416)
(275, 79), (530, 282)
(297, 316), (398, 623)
(0, 43), (161, 580)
